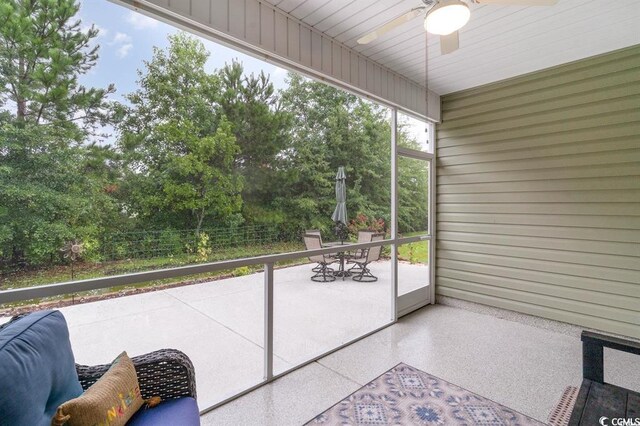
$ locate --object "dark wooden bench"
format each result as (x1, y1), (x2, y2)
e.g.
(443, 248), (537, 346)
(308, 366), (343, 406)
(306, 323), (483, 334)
(569, 331), (640, 425)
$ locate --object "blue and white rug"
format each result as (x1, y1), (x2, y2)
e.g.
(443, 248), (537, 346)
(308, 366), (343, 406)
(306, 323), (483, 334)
(306, 363), (544, 425)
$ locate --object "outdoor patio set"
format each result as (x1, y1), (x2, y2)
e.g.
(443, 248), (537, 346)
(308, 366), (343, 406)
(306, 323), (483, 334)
(302, 167), (387, 283)
(304, 230), (384, 283)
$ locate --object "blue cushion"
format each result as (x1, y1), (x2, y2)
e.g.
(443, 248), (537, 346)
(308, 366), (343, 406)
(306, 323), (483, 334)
(0, 310), (83, 426)
(127, 397), (200, 426)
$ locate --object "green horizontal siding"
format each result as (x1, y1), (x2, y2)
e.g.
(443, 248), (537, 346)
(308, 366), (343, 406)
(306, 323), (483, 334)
(436, 45), (640, 339)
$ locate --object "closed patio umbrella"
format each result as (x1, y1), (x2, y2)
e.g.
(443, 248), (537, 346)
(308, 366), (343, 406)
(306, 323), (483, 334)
(331, 166), (347, 225)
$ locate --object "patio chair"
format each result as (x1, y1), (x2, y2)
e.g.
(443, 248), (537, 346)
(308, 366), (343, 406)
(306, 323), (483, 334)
(348, 233), (384, 282)
(348, 230), (376, 273)
(304, 233), (337, 282)
(306, 229), (322, 239)
(306, 229), (323, 272)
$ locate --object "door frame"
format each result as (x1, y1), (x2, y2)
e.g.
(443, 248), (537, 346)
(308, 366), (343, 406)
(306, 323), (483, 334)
(391, 108), (436, 318)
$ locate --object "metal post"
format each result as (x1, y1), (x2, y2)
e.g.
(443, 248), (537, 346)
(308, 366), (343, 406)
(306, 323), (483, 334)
(264, 262), (274, 381)
(390, 108), (398, 322)
(428, 122), (437, 304)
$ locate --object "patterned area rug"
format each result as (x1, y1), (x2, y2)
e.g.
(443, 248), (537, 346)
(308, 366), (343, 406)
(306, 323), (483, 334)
(306, 363), (544, 425)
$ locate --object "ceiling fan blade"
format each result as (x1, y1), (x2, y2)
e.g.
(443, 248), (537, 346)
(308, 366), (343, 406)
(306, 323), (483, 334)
(440, 31), (459, 55)
(357, 7), (425, 44)
(474, 0), (557, 5)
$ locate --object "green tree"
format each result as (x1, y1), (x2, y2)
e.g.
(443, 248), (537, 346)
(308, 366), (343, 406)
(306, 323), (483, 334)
(0, 0), (114, 134)
(0, 120), (119, 264)
(277, 73), (429, 235)
(396, 121), (429, 234)
(117, 33), (243, 235)
(218, 61), (291, 225)
(397, 156), (429, 234)
(278, 74), (392, 232)
(0, 0), (118, 267)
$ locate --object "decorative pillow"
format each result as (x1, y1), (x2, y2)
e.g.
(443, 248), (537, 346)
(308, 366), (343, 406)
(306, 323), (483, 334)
(52, 351), (144, 426)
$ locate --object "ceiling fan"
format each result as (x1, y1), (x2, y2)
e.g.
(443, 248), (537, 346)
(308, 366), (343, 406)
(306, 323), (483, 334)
(357, 0), (558, 55)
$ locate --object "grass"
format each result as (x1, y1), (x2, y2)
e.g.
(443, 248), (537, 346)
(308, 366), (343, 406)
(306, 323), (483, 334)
(2, 241), (304, 289)
(397, 235), (429, 264)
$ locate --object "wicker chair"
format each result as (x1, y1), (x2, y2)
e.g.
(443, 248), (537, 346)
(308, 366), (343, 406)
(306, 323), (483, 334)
(76, 349), (197, 402)
(348, 233), (384, 282)
(0, 312), (199, 424)
(0, 314), (198, 401)
(304, 233), (337, 282)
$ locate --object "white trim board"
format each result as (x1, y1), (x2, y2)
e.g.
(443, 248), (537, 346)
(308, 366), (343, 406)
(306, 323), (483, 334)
(111, 0), (441, 122)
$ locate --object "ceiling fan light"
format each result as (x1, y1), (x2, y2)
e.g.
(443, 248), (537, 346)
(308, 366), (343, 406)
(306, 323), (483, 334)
(425, 0), (470, 35)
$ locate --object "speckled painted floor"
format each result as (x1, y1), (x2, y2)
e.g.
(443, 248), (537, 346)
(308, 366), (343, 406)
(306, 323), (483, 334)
(200, 302), (640, 426)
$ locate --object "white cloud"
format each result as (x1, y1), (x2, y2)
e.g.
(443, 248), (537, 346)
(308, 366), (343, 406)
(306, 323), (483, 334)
(112, 32), (132, 44)
(126, 11), (159, 30)
(272, 66), (287, 76)
(109, 32), (133, 59)
(116, 43), (133, 58)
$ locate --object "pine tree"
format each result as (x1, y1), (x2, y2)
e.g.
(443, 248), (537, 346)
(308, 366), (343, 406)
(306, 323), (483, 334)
(0, 0), (114, 136)
(0, 0), (117, 266)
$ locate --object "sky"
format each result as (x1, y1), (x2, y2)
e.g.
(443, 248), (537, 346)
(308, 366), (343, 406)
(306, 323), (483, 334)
(78, 1), (289, 104)
(75, 1), (428, 148)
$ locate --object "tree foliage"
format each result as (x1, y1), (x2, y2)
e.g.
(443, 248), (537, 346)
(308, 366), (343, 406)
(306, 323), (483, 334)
(276, 74), (428, 234)
(0, 0), (114, 136)
(0, 3), (430, 270)
(0, 0), (118, 266)
(0, 121), (119, 264)
(217, 61), (291, 225)
(276, 74), (394, 232)
(116, 33), (242, 235)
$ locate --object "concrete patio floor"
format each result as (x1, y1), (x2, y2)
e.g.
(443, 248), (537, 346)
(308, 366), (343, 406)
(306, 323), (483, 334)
(28, 260), (428, 409)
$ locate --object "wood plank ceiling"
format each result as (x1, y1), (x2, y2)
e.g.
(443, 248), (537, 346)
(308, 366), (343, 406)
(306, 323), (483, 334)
(263, 0), (640, 95)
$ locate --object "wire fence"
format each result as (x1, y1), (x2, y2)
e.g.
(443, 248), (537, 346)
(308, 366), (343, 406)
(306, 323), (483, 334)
(0, 224), (306, 279)
(98, 224), (304, 262)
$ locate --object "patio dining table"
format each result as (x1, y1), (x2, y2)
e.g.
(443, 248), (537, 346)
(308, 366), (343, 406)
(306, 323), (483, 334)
(323, 241), (352, 279)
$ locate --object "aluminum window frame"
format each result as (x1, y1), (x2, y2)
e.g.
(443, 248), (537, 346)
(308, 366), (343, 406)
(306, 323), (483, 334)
(0, 78), (437, 420)
(0, 117), (437, 415)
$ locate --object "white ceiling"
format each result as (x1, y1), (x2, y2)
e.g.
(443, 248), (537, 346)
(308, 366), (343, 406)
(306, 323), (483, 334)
(263, 0), (640, 95)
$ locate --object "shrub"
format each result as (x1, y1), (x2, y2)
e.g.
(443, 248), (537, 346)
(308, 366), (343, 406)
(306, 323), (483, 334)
(348, 213), (386, 237)
(232, 266), (252, 277)
(196, 232), (212, 261)
(158, 229), (184, 257)
(80, 236), (102, 263)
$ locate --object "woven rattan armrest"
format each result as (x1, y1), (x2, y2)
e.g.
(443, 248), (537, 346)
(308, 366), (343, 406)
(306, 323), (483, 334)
(76, 349), (197, 401)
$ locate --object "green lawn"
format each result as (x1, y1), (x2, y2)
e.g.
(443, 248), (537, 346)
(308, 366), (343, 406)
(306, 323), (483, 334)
(397, 233), (429, 264)
(3, 241), (304, 290)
